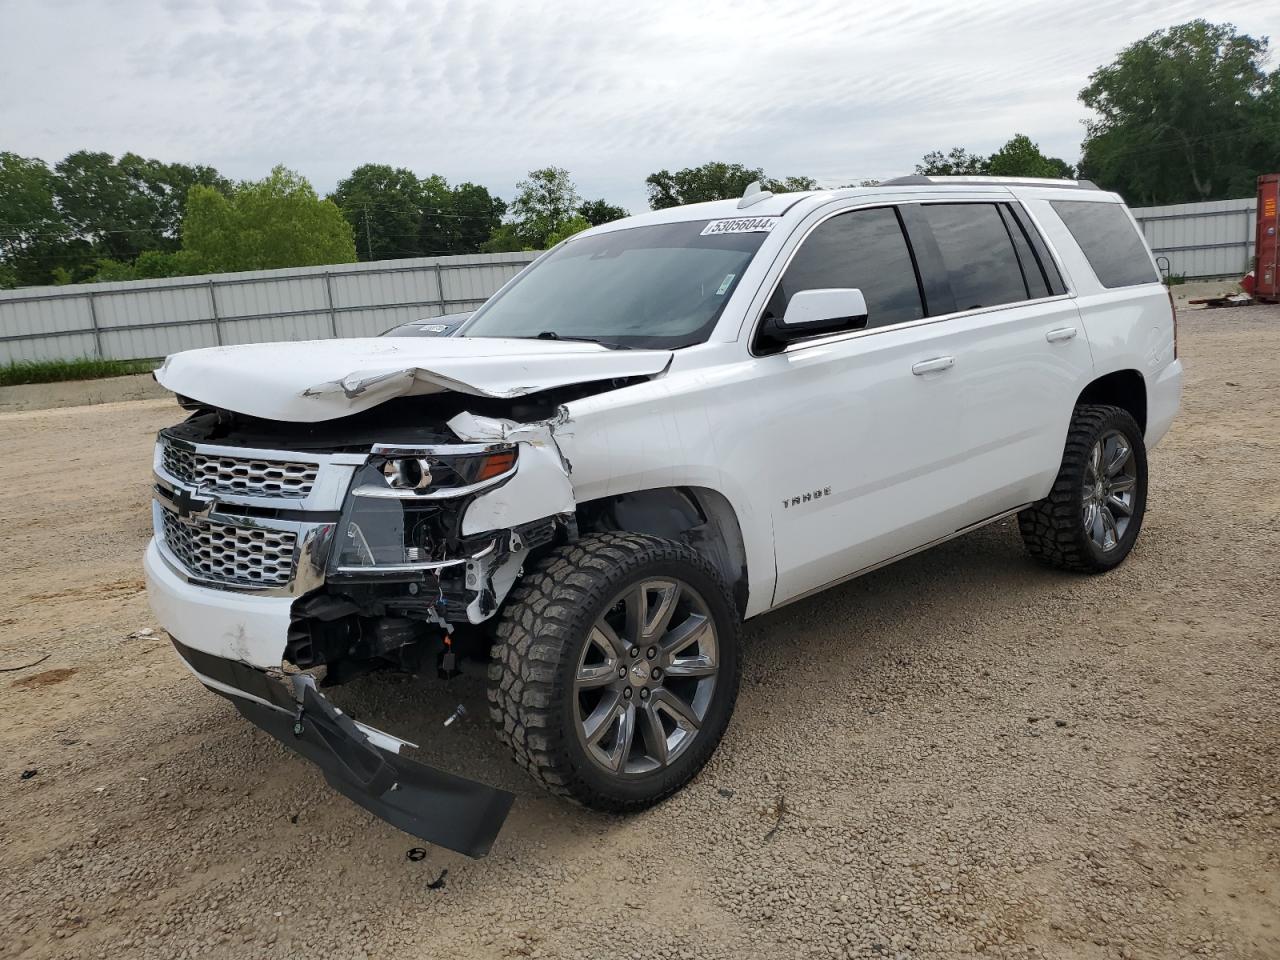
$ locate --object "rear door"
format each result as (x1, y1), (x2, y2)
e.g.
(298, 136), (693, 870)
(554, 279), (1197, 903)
(898, 199), (1095, 521)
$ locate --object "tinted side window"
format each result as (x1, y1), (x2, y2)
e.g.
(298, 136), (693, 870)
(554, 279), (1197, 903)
(766, 207), (923, 330)
(920, 204), (1029, 311)
(1051, 200), (1158, 288)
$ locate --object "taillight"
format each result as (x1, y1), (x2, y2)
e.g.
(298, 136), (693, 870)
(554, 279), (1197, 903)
(1166, 287), (1178, 360)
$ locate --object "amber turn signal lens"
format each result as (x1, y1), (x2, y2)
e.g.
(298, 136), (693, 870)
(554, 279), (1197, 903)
(475, 450), (517, 481)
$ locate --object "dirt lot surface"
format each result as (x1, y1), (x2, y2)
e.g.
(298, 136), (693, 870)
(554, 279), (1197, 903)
(2, 307), (1277, 960)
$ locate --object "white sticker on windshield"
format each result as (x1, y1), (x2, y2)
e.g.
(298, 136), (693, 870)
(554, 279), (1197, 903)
(700, 217), (778, 236)
(715, 274), (736, 295)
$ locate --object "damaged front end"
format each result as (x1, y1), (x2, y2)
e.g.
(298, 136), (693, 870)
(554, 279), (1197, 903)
(145, 394), (579, 858)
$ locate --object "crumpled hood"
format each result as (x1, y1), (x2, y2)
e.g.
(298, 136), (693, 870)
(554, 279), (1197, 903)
(154, 337), (673, 422)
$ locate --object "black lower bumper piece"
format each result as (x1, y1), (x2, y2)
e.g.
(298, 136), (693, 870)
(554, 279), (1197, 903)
(172, 638), (515, 859)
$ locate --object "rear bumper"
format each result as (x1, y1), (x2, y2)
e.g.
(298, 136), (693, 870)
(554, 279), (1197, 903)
(148, 541), (515, 857)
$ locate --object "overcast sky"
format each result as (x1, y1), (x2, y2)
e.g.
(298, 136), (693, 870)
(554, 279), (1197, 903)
(1, 0), (1273, 212)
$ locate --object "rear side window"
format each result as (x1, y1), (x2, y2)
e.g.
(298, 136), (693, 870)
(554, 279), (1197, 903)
(765, 206), (924, 330)
(1051, 200), (1157, 288)
(919, 204), (1029, 311)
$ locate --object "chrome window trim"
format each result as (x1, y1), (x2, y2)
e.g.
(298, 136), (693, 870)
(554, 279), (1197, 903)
(773, 292), (1077, 355)
(745, 195), (1077, 358)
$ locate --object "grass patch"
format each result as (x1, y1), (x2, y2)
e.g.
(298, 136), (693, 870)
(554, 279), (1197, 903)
(0, 357), (159, 387)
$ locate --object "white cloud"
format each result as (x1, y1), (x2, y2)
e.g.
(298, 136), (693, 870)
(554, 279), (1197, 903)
(2, 0), (1273, 211)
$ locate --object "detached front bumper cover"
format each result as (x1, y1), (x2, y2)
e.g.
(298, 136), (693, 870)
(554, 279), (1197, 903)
(173, 638), (514, 858)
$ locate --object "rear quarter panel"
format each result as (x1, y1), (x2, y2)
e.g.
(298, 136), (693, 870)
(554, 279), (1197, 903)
(1019, 192), (1178, 433)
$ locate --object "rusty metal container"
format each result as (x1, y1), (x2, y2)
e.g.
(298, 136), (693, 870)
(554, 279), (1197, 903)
(1256, 174), (1280, 302)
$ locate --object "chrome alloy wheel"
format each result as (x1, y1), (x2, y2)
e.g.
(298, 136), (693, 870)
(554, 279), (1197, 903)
(573, 578), (719, 776)
(1083, 429), (1138, 552)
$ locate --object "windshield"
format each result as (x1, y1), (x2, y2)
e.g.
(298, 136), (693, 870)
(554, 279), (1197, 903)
(460, 220), (768, 349)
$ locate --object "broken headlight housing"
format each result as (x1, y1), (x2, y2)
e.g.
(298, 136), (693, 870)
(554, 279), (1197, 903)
(330, 444), (518, 573)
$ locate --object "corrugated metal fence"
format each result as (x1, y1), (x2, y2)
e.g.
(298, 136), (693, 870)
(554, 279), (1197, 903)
(0, 252), (537, 365)
(1130, 197), (1256, 280)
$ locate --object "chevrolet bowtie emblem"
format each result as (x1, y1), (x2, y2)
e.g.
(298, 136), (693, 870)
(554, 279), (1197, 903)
(173, 486), (212, 519)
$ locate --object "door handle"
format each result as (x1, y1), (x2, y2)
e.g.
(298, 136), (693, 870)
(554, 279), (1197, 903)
(1045, 326), (1078, 343)
(911, 356), (955, 376)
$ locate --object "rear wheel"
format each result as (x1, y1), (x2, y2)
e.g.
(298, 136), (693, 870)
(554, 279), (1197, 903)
(1018, 404), (1148, 573)
(488, 533), (741, 811)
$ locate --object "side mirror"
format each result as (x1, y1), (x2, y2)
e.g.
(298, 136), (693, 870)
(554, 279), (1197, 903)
(759, 288), (869, 350)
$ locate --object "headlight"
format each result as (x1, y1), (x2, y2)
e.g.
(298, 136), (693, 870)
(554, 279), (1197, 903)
(375, 446), (517, 493)
(330, 444), (517, 574)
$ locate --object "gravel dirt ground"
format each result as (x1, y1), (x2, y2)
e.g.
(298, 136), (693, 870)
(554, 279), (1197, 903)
(2, 306), (1277, 960)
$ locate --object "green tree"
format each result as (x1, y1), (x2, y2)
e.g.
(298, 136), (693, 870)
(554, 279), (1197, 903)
(184, 166), (356, 272)
(578, 198), (628, 226)
(765, 175), (819, 192)
(646, 162), (817, 208)
(508, 167), (582, 247)
(331, 163), (427, 261)
(331, 167), (507, 260)
(415, 174), (453, 255)
(446, 182), (506, 253)
(646, 162), (764, 209)
(85, 258), (139, 283)
(133, 249), (204, 279)
(986, 134), (1076, 178)
(480, 223), (530, 253)
(915, 147), (988, 176)
(0, 152), (69, 287)
(53, 151), (228, 262)
(1079, 20), (1280, 204)
(544, 215), (592, 247)
(84, 248), (205, 283)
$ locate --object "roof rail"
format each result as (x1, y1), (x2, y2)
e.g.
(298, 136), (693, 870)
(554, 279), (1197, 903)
(877, 174), (1100, 190)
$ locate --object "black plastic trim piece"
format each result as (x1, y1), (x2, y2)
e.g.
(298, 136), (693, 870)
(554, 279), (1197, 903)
(896, 203), (957, 317)
(1006, 202), (1067, 296)
(170, 637), (515, 858)
(996, 203), (1036, 301)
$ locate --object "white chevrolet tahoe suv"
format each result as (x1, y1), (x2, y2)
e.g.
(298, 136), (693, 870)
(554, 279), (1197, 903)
(145, 176), (1182, 857)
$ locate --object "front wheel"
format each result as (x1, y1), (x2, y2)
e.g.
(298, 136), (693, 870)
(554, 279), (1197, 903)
(1018, 403), (1148, 573)
(488, 533), (742, 811)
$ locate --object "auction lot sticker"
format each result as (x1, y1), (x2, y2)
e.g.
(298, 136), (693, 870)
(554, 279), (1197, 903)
(700, 217), (779, 236)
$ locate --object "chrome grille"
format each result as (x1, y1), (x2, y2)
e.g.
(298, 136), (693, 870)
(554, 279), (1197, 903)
(160, 511), (297, 587)
(161, 442), (318, 499)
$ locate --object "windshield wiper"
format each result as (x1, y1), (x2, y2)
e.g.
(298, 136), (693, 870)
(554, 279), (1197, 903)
(533, 331), (632, 350)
